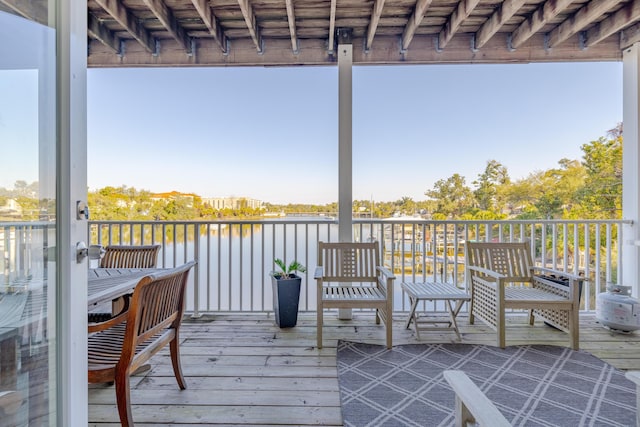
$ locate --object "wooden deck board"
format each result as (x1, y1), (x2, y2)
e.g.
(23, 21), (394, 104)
(88, 313), (640, 426)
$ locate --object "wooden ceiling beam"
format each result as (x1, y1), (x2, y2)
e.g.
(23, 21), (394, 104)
(87, 33), (622, 67)
(547, 0), (624, 49)
(365, 0), (386, 52)
(94, 0), (156, 54)
(237, 0), (263, 53)
(585, 0), (640, 48)
(88, 13), (120, 54)
(622, 20), (640, 49)
(510, 0), (573, 50)
(142, 0), (192, 54)
(438, 0), (481, 50)
(285, 0), (299, 54)
(401, 0), (433, 52)
(475, 0), (527, 49)
(328, 0), (337, 53)
(191, 0), (228, 54)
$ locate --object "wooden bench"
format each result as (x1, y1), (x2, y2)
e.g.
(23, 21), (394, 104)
(315, 241), (395, 349)
(88, 261), (195, 427)
(466, 241), (581, 350)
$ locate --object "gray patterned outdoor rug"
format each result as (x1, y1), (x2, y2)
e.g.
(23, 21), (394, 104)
(337, 341), (637, 427)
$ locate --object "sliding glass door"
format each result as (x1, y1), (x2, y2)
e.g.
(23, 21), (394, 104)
(0, 5), (57, 426)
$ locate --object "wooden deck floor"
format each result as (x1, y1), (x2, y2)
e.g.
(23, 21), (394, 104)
(88, 313), (640, 426)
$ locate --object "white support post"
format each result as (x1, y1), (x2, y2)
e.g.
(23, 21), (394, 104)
(623, 43), (640, 297)
(338, 39), (353, 244)
(337, 32), (353, 319)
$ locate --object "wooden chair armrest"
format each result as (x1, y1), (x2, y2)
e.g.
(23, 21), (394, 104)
(88, 294), (130, 334)
(443, 370), (511, 427)
(88, 310), (127, 333)
(531, 267), (584, 281)
(314, 266), (324, 280)
(376, 266), (395, 280)
(467, 265), (505, 280)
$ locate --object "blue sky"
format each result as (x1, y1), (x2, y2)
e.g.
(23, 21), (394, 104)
(86, 62), (622, 205)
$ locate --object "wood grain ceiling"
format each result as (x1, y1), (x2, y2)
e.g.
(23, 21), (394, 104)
(3, 0), (640, 67)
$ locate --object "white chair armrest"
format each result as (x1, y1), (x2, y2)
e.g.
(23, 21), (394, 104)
(376, 266), (395, 280)
(443, 370), (511, 427)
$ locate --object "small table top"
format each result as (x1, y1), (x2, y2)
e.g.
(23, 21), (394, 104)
(401, 281), (470, 300)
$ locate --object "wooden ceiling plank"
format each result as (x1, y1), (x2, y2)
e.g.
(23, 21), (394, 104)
(94, 0), (155, 53)
(0, 0), (46, 23)
(475, 0), (527, 49)
(237, 0), (263, 53)
(365, 0), (386, 51)
(190, 0), (228, 54)
(547, 0), (624, 49)
(88, 12), (120, 53)
(285, 0), (299, 53)
(585, 0), (640, 48)
(0, 0), (31, 20)
(438, 0), (481, 49)
(328, 0), (337, 53)
(142, 0), (192, 54)
(401, 0), (433, 52)
(510, 0), (573, 49)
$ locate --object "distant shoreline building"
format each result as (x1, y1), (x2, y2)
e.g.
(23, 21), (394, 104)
(150, 191), (199, 207)
(202, 197), (263, 210)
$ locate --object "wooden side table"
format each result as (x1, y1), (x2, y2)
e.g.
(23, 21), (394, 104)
(401, 282), (471, 339)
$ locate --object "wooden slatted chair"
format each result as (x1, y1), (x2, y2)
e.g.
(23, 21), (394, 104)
(465, 241), (580, 350)
(315, 241), (395, 349)
(89, 244), (162, 323)
(100, 244), (161, 269)
(88, 261), (195, 427)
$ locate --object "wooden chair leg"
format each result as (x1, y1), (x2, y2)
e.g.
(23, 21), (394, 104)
(385, 310), (392, 349)
(115, 371), (134, 427)
(570, 308), (579, 350)
(317, 306), (323, 349)
(170, 336), (187, 389)
(497, 309), (506, 349)
(528, 309), (535, 325)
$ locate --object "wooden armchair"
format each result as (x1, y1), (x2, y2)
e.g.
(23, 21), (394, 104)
(100, 244), (161, 269)
(465, 241), (580, 350)
(88, 261), (195, 427)
(314, 241), (395, 349)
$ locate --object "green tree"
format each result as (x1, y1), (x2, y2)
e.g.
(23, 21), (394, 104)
(577, 128), (622, 218)
(425, 174), (475, 218)
(473, 160), (509, 212)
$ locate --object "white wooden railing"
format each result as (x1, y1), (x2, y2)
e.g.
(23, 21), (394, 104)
(80, 218), (629, 315)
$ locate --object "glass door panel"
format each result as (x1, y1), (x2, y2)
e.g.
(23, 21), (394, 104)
(0, 6), (56, 427)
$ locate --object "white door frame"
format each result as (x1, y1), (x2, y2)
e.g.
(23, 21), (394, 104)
(56, 0), (88, 424)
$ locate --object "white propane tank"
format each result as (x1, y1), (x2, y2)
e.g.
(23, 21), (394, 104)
(596, 285), (640, 332)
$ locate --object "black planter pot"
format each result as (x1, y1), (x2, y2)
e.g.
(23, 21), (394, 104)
(270, 273), (302, 328)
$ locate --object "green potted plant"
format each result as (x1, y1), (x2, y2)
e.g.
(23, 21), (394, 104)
(270, 258), (307, 328)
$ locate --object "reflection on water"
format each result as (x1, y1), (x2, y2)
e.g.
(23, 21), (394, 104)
(154, 220), (462, 313)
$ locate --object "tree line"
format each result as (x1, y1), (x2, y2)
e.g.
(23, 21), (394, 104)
(0, 124), (622, 221)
